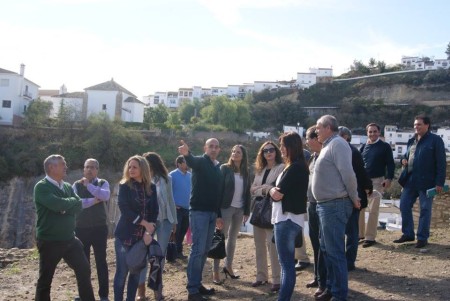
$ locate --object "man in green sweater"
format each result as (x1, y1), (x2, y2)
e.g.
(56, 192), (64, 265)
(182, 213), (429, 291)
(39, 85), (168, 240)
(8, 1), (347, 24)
(34, 154), (95, 301)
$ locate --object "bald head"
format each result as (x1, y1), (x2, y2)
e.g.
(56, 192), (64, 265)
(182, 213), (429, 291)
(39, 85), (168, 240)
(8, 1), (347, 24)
(204, 138), (220, 161)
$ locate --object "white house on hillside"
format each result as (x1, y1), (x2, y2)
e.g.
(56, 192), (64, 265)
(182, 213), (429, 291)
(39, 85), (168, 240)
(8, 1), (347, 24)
(384, 125), (415, 159)
(401, 56), (450, 70)
(0, 64), (40, 126)
(42, 79), (144, 123)
(84, 79), (144, 123)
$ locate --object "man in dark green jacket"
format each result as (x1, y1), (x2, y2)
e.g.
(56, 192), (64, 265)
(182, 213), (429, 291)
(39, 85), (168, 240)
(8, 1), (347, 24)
(34, 154), (95, 301)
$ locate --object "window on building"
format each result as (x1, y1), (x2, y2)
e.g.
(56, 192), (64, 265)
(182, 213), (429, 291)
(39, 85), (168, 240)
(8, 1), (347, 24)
(2, 100), (12, 108)
(154, 99), (159, 104)
(398, 147), (403, 153)
(397, 134), (402, 138)
(389, 133), (392, 137)
(189, 92), (192, 97)
(23, 105), (27, 112)
(0, 79), (10, 87)
(102, 104), (107, 110)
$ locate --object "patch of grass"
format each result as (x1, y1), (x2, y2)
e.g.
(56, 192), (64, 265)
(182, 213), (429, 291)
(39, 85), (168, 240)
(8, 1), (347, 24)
(5, 262), (21, 275)
(29, 248), (39, 260)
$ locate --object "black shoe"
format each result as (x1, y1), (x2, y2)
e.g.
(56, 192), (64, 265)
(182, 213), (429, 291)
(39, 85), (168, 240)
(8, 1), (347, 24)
(362, 240), (376, 248)
(306, 280), (318, 288)
(347, 264), (356, 271)
(188, 293), (208, 301)
(415, 240), (428, 248)
(222, 267), (240, 279)
(270, 284), (280, 292)
(393, 236), (415, 243)
(199, 285), (215, 295)
(315, 288), (333, 301)
(295, 261), (310, 271)
(177, 253), (188, 259)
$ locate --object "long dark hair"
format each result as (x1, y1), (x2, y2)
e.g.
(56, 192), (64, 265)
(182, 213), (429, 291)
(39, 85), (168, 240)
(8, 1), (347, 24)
(226, 144), (249, 179)
(254, 141), (283, 173)
(143, 152), (169, 182)
(279, 132), (306, 167)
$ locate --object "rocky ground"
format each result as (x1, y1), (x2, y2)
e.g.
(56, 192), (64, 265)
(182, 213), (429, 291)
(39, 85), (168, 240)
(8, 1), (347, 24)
(1, 227), (450, 301)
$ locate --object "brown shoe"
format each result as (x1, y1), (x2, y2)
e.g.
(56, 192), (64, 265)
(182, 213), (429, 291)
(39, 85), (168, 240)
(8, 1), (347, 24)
(136, 283), (146, 300)
(251, 280), (268, 287)
(270, 284), (280, 292)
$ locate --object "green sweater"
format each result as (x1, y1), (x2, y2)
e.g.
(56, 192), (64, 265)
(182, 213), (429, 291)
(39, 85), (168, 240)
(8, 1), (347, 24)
(34, 178), (82, 241)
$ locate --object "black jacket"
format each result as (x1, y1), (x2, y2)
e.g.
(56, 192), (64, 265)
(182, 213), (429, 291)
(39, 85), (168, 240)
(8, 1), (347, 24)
(274, 159), (309, 214)
(220, 164), (251, 216)
(350, 143), (373, 209)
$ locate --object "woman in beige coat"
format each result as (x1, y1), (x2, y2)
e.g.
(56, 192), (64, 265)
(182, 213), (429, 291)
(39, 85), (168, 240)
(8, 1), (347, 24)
(250, 141), (284, 292)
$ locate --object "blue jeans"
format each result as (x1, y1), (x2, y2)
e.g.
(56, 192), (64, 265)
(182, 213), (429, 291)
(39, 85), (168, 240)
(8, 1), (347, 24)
(274, 219), (301, 301)
(317, 199), (353, 301)
(139, 219), (174, 287)
(186, 210), (217, 295)
(176, 207), (190, 255)
(113, 239), (140, 301)
(400, 177), (434, 241)
(345, 208), (360, 270)
(308, 202), (327, 288)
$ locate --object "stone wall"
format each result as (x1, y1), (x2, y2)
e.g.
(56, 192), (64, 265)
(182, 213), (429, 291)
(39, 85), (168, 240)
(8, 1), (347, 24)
(413, 162), (450, 228)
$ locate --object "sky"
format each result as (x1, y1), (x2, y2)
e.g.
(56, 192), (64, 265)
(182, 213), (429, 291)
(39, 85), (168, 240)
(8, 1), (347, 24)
(1, 0), (449, 98)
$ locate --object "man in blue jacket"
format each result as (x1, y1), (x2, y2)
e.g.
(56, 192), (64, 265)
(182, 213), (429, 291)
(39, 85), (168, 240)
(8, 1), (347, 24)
(393, 115), (446, 248)
(178, 138), (223, 301)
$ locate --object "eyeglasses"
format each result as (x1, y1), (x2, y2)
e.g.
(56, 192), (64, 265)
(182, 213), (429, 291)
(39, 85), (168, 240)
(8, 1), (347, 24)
(263, 148), (276, 154)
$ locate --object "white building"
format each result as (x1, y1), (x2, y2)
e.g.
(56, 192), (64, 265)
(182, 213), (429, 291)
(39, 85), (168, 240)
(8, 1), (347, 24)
(437, 128), (450, 151)
(84, 79), (144, 123)
(296, 73), (316, 88)
(400, 56), (450, 70)
(283, 125), (304, 137)
(0, 64), (40, 126)
(384, 125), (415, 159)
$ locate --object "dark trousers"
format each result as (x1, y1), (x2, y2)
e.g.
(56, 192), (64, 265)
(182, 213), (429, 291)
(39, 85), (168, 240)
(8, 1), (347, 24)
(35, 237), (95, 301)
(345, 208), (360, 269)
(175, 207), (190, 255)
(308, 202), (327, 288)
(76, 225), (109, 299)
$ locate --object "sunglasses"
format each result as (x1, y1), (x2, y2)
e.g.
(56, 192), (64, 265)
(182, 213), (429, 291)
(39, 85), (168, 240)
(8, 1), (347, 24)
(263, 148), (276, 154)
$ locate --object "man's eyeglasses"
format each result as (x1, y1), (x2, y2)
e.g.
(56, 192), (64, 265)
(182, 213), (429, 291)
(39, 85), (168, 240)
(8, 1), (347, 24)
(263, 148), (276, 154)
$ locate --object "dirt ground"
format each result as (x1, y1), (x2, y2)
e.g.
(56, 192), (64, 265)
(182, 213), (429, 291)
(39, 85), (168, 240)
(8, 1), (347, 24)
(1, 227), (449, 301)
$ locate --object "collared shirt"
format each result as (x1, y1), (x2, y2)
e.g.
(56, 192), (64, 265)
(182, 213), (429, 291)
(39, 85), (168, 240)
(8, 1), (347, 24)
(45, 175), (64, 190)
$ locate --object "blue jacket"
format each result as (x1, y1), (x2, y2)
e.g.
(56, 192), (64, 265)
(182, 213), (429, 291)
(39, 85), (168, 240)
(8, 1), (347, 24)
(403, 131), (446, 190)
(114, 181), (159, 246)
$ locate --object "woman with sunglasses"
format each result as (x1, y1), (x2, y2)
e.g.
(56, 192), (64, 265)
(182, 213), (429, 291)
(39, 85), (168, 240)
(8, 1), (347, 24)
(213, 145), (251, 284)
(270, 132), (309, 301)
(250, 141), (284, 292)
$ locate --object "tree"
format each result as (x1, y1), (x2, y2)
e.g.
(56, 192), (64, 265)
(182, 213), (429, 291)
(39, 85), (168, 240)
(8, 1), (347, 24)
(144, 104), (169, 129)
(369, 57), (376, 68)
(23, 99), (53, 127)
(446, 42), (450, 59)
(377, 60), (387, 73)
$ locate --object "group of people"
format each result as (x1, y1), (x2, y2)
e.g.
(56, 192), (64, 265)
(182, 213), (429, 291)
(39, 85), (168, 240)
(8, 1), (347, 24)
(33, 113), (446, 301)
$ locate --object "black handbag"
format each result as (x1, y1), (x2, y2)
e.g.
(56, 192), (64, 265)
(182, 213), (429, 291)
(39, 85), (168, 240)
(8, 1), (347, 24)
(166, 232), (177, 262)
(207, 229), (226, 259)
(249, 196), (273, 229)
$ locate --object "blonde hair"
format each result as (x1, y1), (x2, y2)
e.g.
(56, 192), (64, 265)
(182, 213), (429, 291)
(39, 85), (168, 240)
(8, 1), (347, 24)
(120, 155), (153, 194)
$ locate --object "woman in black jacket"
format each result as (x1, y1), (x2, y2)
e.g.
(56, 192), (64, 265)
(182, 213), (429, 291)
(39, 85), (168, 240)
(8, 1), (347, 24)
(269, 132), (309, 301)
(212, 145), (251, 284)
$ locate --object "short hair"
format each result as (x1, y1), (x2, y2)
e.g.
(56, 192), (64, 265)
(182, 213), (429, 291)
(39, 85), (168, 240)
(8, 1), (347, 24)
(43, 154), (65, 174)
(366, 123), (380, 131)
(317, 115), (339, 132)
(306, 125), (318, 139)
(338, 126), (352, 142)
(84, 158), (99, 169)
(415, 114), (431, 128)
(175, 155), (185, 165)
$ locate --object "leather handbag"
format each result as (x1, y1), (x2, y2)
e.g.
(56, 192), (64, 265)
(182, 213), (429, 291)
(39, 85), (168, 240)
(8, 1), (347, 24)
(166, 232), (177, 262)
(207, 229), (226, 259)
(126, 240), (148, 274)
(249, 196), (273, 229)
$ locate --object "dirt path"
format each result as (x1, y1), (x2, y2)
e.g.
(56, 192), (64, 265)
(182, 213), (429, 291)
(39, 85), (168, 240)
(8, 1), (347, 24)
(1, 227), (449, 301)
